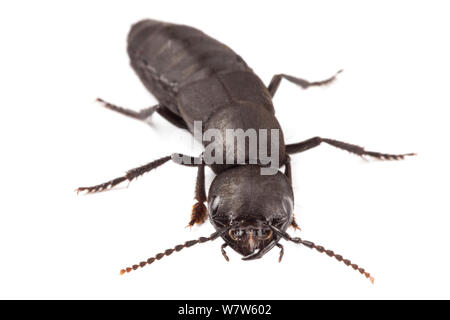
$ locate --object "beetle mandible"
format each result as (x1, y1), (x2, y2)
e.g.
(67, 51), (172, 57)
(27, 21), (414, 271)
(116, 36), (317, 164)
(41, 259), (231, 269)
(78, 19), (415, 283)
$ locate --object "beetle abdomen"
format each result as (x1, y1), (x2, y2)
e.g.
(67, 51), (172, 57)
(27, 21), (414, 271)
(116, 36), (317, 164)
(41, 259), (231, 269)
(127, 19), (250, 116)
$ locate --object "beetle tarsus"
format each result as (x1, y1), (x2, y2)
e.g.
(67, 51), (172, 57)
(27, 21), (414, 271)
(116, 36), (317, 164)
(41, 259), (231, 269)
(77, 156), (171, 194)
(97, 97), (160, 121)
(77, 176), (127, 194)
(286, 136), (416, 161)
(268, 69), (342, 97)
(187, 163), (208, 227)
(97, 98), (188, 129)
(188, 202), (208, 227)
(221, 243), (230, 262)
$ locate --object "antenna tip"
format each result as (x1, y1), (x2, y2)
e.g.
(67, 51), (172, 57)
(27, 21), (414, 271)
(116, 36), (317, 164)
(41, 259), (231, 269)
(120, 269), (126, 275)
(370, 277), (375, 284)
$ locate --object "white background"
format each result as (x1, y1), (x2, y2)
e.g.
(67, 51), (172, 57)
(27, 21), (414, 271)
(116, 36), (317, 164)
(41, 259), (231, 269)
(1, 1), (449, 299)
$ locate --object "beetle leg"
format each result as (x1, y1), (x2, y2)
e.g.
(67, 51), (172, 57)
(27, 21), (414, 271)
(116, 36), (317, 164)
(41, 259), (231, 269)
(77, 153), (203, 194)
(291, 215), (301, 231)
(155, 106), (188, 129)
(187, 163), (208, 227)
(96, 98), (188, 129)
(276, 243), (284, 263)
(97, 98), (159, 120)
(284, 155), (292, 185)
(267, 70), (342, 97)
(286, 137), (416, 160)
(221, 243), (230, 262)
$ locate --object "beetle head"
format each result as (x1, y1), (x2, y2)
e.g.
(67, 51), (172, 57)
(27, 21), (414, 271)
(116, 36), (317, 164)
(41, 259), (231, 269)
(208, 165), (294, 260)
(225, 219), (277, 260)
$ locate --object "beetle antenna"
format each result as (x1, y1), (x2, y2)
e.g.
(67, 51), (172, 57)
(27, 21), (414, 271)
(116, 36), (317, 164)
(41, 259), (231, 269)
(270, 226), (374, 284)
(120, 226), (230, 275)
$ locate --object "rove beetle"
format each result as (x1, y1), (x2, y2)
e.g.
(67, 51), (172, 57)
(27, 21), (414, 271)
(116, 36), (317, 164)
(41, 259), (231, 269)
(78, 19), (415, 283)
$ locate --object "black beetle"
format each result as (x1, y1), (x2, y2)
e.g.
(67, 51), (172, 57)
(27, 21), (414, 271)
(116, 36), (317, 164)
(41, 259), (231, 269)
(78, 19), (415, 282)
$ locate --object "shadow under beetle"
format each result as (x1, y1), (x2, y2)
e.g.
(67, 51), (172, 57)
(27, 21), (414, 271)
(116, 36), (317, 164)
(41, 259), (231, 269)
(78, 19), (415, 283)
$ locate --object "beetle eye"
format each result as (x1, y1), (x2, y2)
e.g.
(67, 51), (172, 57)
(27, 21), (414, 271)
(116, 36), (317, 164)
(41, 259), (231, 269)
(229, 229), (244, 241)
(255, 229), (273, 240)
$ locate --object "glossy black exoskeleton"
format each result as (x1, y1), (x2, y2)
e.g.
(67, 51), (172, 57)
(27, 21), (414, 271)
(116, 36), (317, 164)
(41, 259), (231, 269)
(78, 19), (415, 282)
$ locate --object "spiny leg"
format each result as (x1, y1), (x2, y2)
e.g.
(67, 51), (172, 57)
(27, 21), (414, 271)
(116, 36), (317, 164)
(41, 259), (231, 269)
(221, 243), (230, 262)
(268, 70), (342, 97)
(77, 153), (203, 194)
(97, 98), (159, 121)
(97, 98), (188, 130)
(187, 162), (208, 227)
(286, 136), (416, 160)
(276, 243), (284, 263)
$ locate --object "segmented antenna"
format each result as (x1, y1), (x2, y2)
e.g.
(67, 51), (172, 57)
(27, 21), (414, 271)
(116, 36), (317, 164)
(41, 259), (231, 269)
(270, 226), (374, 284)
(120, 227), (230, 275)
